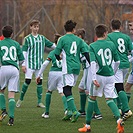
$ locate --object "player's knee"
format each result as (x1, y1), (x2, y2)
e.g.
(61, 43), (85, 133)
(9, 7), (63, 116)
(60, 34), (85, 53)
(25, 79), (31, 85)
(37, 79), (42, 85)
(115, 83), (124, 93)
(63, 86), (72, 97)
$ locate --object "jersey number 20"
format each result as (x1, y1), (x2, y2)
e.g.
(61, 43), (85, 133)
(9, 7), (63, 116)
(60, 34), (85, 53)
(1, 46), (17, 61)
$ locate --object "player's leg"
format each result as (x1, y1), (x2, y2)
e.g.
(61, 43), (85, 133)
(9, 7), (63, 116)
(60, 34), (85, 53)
(42, 90), (52, 118)
(104, 75), (124, 133)
(78, 95), (96, 132)
(16, 68), (33, 107)
(115, 69), (132, 120)
(8, 91), (15, 126)
(0, 66), (10, 121)
(7, 66), (20, 126)
(124, 73), (133, 102)
(35, 70), (45, 108)
(0, 89), (8, 121)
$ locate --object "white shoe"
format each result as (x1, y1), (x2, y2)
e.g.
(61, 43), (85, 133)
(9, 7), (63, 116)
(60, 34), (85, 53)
(37, 103), (45, 108)
(16, 100), (22, 107)
(42, 112), (49, 118)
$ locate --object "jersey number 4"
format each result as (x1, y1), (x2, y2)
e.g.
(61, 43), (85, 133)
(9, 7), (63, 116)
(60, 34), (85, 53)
(70, 42), (77, 56)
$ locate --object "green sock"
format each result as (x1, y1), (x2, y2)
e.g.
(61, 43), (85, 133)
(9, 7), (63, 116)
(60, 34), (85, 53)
(61, 95), (68, 111)
(45, 92), (51, 113)
(86, 98), (95, 125)
(37, 85), (43, 104)
(126, 93), (131, 102)
(79, 92), (86, 112)
(20, 82), (28, 101)
(67, 95), (77, 112)
(106, 99), (120, 120)
(116, 97), (122, 109)
(94, 100), (101, 115)
(0, 93), (6, 110)
(118, 91), (130, 112)
(8, 98), (15, 118)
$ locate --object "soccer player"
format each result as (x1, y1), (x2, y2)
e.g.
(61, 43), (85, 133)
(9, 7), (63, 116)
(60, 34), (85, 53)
(54, 20), (90, 123)
(75, 28), (102, 119)
(124, 22), (133, 103)
(16, 20), (56, 108)
(0, 25), (24, 126)
(107, 19), (132, 120)
(78, 24), (124, 133)
(36, 33), (67, 118)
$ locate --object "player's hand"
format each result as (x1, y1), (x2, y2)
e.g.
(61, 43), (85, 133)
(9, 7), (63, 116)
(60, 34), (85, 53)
(93, 80), (100, 87)
(36, 77), (41, 84)
(22, 66), (26, 73)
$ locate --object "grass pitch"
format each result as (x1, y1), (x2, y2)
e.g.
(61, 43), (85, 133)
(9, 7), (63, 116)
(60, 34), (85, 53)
(0, 63), (133, 133)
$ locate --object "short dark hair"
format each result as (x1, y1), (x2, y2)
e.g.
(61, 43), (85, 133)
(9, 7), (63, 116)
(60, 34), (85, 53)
(2, 25), (13, 38)
(74, 28), (86, 39)
(111, 19), (121, 30)
(95, 24), (108, 38)
(54, 33), (61, 44)
(64, 20), (77, 32)
(30, 20), (40, 26)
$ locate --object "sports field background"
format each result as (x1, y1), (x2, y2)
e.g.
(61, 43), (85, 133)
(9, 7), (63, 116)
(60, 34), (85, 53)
(0, 55), (133, 133)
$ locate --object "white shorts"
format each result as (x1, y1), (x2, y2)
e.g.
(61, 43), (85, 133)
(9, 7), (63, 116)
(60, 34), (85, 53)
(89, 75), (118, 99)
(78, 67), (92, 91)
(25, 68), (43, 79)
(127, 73), (133, 84)
(114, 68), (129, 83)
(0, 65), (19, 92)
(48, 71), (63, 93)
(63, 74), (78, 87)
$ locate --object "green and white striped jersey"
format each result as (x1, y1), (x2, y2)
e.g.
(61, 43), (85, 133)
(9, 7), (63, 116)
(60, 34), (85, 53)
(0, 38), (24, 69)
(89, 40), (120, 76)
(107, 31), (132, 69)
(47, 50), (62, 71)
(54, 34), (88, 75)
(22, 34), (53, 69)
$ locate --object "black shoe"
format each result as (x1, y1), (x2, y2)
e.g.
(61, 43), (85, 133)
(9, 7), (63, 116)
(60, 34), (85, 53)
(78, 110), (86, 116)
(0, 110), (8, 121)
(8, 117), (14, 126)
(92, 113), (102, 120)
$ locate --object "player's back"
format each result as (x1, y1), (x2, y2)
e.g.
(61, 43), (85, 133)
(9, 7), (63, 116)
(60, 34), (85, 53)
(89, 39), (119, 76)
(0, 38), (23, 69)
(58, 34), (87, 75)
(107, 32), (132, 68)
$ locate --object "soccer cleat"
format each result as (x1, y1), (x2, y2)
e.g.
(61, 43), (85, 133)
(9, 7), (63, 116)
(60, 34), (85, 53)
(0, 110), (8, 121)
(71, 111), (81, 123)
(42, 112), (49, 118)
(62, 110), (72, 121)
(37, 103), (45, 108)
(78, 124), (91, 132)
(16, 99), (22, 107)
(123, 110), (132, 121)
(78, 110), (86, 117)
(8, 117), (14, 126)
(92, 113), (102, 120)
(116, 119), (124, 133)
